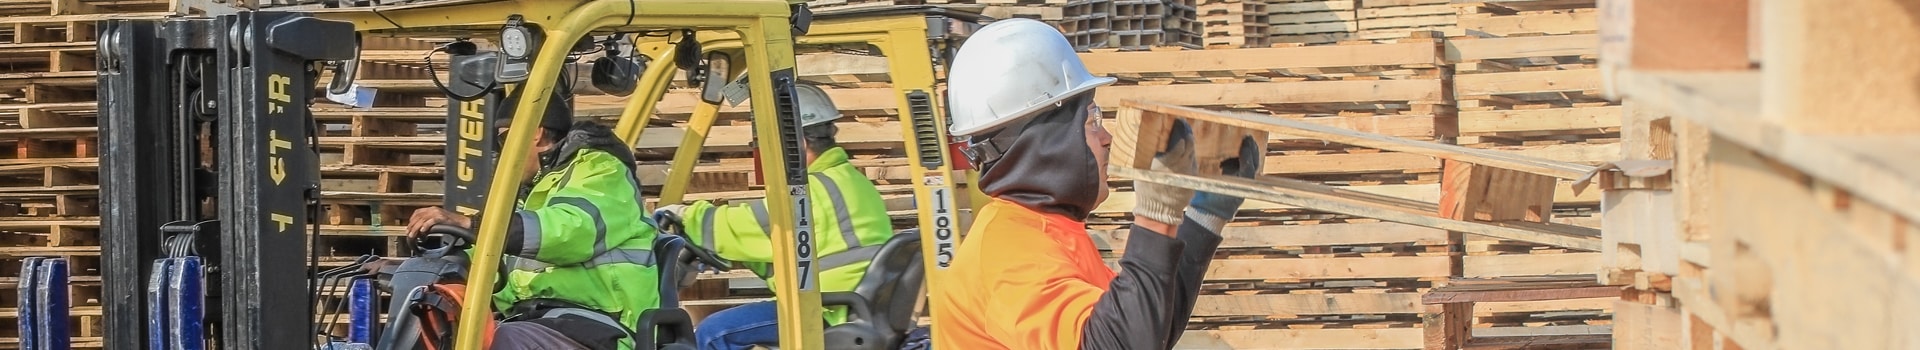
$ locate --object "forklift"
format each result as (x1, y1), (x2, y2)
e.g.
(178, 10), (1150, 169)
(70, 0), (834, 349)
(619, 6), (993, 349)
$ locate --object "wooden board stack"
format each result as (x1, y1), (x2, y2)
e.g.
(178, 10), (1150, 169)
(1265, 0), (1357, 45)
(1600, 1), (1920, 349)
(0, 5), (181, 346)
(1354, 0), (1459, 41)
(1107, 0), (1166, 49)
(1195, 0), (1267, 48)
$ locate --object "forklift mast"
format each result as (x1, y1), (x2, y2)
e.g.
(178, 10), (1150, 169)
(98, 12), (358, 350)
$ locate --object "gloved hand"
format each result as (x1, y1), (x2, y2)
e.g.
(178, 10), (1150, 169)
(1186, 136), (1263, 231)
(1132, 120), (1199, 226)
(652, 204), (689, 235)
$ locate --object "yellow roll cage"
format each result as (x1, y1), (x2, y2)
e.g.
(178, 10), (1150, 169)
(314, 0), (824, 348)
(618, 7), (991, 345)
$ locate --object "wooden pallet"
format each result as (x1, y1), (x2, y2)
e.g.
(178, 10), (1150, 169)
(1266, 0), (1358, 45)
(1197, 0), (1268, 48)
(1355, 0), (1461, 40)
(1448, 34), (1618, 147)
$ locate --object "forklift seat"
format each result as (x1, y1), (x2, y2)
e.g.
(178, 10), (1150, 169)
(820, 229), (926, 350)
(639, 234), (724, 350)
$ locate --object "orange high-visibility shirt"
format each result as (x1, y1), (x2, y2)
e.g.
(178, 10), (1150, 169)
(930, 199), (1117, 350)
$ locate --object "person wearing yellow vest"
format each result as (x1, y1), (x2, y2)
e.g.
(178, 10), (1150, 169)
(650, 84), (895, 350)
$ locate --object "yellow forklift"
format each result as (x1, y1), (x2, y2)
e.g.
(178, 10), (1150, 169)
(85, 0), (839, 349)
(614, 6), (993, 349)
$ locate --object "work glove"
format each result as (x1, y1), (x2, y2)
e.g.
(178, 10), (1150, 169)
(1132, 120), (1199, 226)
(1186, 136), (1263, 232)
(652, 204), (690, 235)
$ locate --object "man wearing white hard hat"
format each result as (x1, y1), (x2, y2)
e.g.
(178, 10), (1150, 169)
(651, 84), (895, 350)
(928, 18), (1263, 349)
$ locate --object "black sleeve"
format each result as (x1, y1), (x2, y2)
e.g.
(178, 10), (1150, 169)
(500, 213), (529, 257)
(1163, 218), (1226, 348)
(1079, 226), (1185, 350)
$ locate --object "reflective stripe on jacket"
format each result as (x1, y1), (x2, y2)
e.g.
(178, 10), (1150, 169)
(492, 147), (661, 350)
(680, 146), (895, 325)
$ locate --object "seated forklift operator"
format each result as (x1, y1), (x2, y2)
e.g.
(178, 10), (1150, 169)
(403, 88), (663, 350)
(650, 84), (895, 350)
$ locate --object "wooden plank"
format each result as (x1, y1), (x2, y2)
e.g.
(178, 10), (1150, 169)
(1122, 101), (1595, 179)
(1464, 334), (1611, 349)
(1266, 152), (1439, 175)
(1486, 143), (1620, 166)
(1080, 42), (1439, 74)
(1191, 292), (1422, 316)
(1425, 303), (1472, 349)
(1111, 166), (1602, 250)
(1458, 11), (1597, 36)
(1097, 80), (1444, 107)
(1455, 68), (1602, 96)
(1612, 300), (1683, 350)
(1766, 0), (1920, 133)
(1458, 106), (1622, 134)
(1616, 71), (1920, 224)
(1423, 286), (1619, 304)
(1090, 222), (1448, 250)
(1446, 34), (1598, 62)
(1610, 0), (1749, 70)
(1205, 256), (1453, 280)
(1475, 296), (1613, 315)
(1268, 0), (1356, 13)
(1463, 252), (1602, 278)
(1175, 328), (1424, 349)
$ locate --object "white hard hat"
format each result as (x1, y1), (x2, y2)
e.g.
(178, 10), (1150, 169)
(946, 18), (1116, 137)
(721, 78), (841, 128)
(794, 84), (841, 128)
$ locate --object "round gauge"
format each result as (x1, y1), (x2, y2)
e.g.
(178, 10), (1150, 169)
(501, 27), (531, 58)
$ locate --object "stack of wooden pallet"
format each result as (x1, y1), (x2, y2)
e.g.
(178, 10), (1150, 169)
(1266, 0), (1357, 45)
(1061, 0), (1114, 48)
(0, 4), (186, 346)
(1355, 0), (1459, 41)
(1196, 0), (1268, 48)
(1599, 1), (1920, 349)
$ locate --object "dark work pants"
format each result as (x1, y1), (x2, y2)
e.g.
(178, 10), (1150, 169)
(492, 321), (590, 350)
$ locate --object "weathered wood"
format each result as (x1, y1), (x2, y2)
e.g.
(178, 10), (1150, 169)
(1424, 303), (1472, 349)
(1616, 71), (1920, 224)
(1440, 160), (1558, 223)
(1463, 253), (1602, 278)
(1121, 100), (1595, 179)
(1455, 69), (1602, 97)
(1091, 221), (1447, 250)
(1177, 328), (1424, 349)
(1205, 256), (1453, 281)
(1080, 41), (1439, 75)
(1445, 34), (1597, 62)
(1611, 300), (1682, 350)
(1423, 286), (1619, 304)
(1112, 166), (1602, 250)
(1457, 106), (1622, 134)
(1191, 292), (1423, 317)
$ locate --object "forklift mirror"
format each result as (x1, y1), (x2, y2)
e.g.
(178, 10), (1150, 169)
(699, 51), (732, 104)
(325, 36), (362, 96)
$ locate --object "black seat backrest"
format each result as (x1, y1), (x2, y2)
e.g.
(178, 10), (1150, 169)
(653, 235), (694, 308)
(851, 229), (925, 335)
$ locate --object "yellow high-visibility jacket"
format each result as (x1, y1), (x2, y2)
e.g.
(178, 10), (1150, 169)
(680, 146), (894, 324)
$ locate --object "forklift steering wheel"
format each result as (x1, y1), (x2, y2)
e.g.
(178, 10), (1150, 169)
(414, 224), (477, 253)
